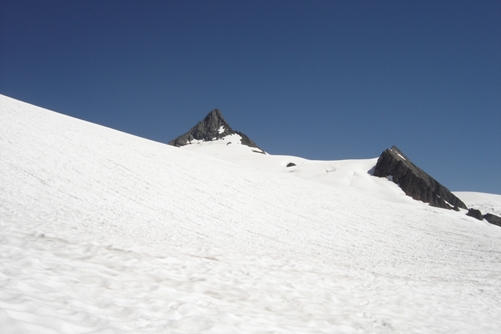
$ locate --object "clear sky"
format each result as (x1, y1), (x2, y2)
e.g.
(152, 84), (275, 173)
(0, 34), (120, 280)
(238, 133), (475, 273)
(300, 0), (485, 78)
(1, 0), (500, 194)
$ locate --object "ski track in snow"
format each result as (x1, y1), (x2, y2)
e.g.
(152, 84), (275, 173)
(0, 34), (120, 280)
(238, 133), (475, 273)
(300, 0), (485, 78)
(1, 94), (501, 333)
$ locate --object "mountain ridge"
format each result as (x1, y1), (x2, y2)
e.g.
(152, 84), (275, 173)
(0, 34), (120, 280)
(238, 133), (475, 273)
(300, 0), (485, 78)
(168, 109), (264, 153)
(373, 146), (467, 210)
(166, 106), (500, 221)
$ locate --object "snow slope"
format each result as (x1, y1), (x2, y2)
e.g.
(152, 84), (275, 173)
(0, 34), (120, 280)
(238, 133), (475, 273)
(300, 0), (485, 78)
(1, 94), (501, 333)
(177, 134), (408, 201)
(454, 191), (501, 216)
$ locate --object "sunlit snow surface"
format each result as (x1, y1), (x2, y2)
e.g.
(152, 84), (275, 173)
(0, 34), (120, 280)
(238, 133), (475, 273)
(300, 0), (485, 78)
(1, 94), (501, 333)
(453, 191), (501, 217)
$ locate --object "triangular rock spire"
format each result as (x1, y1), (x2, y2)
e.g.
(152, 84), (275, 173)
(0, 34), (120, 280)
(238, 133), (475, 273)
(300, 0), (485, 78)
(168, 109), (264, 152)
(168, 109), (234, 147)
(373, 146), (467, 210)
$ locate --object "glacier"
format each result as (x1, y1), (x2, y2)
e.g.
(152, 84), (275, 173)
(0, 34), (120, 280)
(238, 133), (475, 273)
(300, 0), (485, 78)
(1, 94), (501, 333)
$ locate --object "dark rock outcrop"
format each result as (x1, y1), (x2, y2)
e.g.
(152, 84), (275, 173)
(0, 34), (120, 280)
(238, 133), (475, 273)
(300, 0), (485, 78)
(483, 213), (501, 227)
(465, 209), (501, 227)
(235, 131), (261, 150)
(286, 162), (296, 167)
(466, 208), (484, 221)
(168, 109), (265, 153)
(373, 146), (467, 210)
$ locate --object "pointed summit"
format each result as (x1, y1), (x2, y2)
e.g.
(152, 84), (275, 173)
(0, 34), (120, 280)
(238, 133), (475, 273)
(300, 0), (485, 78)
(168, 109), (264, 153)
(168, 109), (234, 146)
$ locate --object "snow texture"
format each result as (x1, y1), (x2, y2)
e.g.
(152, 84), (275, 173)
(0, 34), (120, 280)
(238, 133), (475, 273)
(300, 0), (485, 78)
(1, 94), (501, 333)
(454, 191), (501, 216)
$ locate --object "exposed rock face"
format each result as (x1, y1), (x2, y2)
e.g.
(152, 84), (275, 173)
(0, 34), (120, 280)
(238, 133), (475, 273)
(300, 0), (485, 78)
(168, 109), (264, 153)
(373, 146), (467, 210)
(235, 131), (261, 150)
(464, 210), (501, 227)
(466, 208), (484, 221)
(168, 109), (233, 146)
(483, 213), (501, 227)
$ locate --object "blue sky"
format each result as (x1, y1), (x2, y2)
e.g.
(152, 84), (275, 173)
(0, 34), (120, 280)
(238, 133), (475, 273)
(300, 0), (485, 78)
(1, 0), (500, 194)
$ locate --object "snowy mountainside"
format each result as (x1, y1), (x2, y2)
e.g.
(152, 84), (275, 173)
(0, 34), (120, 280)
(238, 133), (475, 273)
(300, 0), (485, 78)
(1, 94), (501, 333)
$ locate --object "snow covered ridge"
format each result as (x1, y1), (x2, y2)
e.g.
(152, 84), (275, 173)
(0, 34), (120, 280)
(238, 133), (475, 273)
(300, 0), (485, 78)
(171, 109), (501, 225)
(1, 94), (501, 333)
(371, 146), (501, 225)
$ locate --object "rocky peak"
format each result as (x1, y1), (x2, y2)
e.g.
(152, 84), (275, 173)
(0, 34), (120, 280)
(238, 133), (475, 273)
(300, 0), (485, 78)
(191, 109), (235, 141)
(373, 146), (467, 210)
(168, 109), (263, 152)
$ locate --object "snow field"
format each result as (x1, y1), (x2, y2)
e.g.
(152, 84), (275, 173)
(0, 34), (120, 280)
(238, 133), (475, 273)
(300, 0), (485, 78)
(1, 94), (501, 333)
(454, 191), (501, 216)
